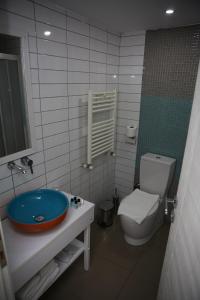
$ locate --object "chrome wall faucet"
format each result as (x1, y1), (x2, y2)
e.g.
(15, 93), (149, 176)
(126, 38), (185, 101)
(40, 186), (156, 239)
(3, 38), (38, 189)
(8, 161), (27, 174)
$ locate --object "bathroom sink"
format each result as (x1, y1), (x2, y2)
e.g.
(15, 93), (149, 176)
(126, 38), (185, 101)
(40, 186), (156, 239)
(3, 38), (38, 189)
(7, 189), (69, 233)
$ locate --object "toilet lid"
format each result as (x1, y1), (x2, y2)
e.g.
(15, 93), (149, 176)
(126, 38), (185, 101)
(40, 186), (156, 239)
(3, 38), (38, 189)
(147, 198), (159, 215)
(127, 189), (159, 215)
(118, 189), (160, 224)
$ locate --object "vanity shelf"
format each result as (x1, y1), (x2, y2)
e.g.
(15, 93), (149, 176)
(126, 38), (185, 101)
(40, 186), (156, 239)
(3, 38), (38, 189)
(55, 238), (85, 276)
(28, 239), (84, 299)
(2, 193), (94, 297)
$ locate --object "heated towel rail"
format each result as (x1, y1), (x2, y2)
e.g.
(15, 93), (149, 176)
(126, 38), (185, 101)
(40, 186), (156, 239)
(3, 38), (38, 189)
(84, 89), (117, 170)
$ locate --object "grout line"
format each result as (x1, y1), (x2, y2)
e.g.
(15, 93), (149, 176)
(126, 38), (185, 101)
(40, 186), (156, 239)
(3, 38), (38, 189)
(35, 19), (120, 47)
(5, 172), (15, 197)
(0, 7), (35, 21)
(121, 32), (146, 37)
(120, 43), (145, 48)
(88, 23), (92, 201)
(0, 187), (15, 198)
(118, 100), (141, 104)
(14, 175), (46, 190)
(120, 54), (144, 58)
(44, 152), (70, 164)
(33, 95), (69, 99)
(33, 3), (48, 188)
(47, 173), (67, 186)
(32, 68), (120, 76)
(29, 35), (119, 57)
(36, 130), (68, 139)
(39, 108), (68, 113)
(32, 1), (120, 37)
(66, 11), (72, 194)
(119, 64), (144, 67)
(32, 82), (138, 85)
(35, 119), (68, 126)
(0, 174), (13, 182)
(43, 141), (69, 151)
(30, 51), (120, 66)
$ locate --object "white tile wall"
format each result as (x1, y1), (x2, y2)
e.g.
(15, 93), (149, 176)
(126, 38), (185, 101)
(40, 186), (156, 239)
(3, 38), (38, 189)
(34, 4), (66, 29)
(0, 0), (120, 216)
(0, 0), (146, 213)
(158, 64), (200, 300)
(115, 31), (145, 199)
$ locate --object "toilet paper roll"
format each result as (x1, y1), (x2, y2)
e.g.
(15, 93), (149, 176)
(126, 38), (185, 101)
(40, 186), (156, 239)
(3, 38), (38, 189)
(126, 125), (137, 138)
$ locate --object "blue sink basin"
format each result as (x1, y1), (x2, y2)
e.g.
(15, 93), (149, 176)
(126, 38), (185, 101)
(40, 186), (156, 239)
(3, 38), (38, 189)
(7, 189), (69, 233)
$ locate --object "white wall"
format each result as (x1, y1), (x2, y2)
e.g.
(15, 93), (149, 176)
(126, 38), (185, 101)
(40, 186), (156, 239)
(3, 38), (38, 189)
(0, 0), (120, 216)
(157, 62), (200, 300)
(115, 31), (145, 198)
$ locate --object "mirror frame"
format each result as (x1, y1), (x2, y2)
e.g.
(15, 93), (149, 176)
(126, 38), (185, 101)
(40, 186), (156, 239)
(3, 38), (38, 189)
(0, 35), (36, 165)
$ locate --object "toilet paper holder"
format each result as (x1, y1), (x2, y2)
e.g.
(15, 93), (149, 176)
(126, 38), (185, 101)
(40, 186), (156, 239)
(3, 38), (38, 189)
(125, 135), (137, 145)
(125, 125), (137, 145)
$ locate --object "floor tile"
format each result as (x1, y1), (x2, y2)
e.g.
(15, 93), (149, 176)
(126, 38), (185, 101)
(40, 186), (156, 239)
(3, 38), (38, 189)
(41, 218), (169, 300)
(41, 255), (129, 300)
(117, 224), (169, 300)
(92, 217), (146, 270)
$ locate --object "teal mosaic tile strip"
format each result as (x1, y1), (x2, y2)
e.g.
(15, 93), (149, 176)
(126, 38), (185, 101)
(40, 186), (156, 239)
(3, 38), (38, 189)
(142, 26), (200, 99)
(135, 96), (192, 195)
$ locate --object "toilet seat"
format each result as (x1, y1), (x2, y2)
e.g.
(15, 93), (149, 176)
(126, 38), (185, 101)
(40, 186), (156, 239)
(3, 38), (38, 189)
(118, 189), (160, 224)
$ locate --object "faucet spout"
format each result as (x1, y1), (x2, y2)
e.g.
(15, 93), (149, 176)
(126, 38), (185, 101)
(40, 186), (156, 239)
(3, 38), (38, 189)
(8, 161), (27, 174)
(20, 168), (27, 174)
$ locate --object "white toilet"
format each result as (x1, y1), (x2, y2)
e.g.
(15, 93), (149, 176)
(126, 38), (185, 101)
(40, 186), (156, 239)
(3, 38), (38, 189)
(118, 153), (176, 246)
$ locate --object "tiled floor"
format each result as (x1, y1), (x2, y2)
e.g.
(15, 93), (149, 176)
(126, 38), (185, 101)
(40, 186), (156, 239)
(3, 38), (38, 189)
(41, 217), (170, 300)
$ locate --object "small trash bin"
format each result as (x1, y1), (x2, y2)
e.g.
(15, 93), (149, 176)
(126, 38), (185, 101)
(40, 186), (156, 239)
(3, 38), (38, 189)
(98, 200), (114, 227)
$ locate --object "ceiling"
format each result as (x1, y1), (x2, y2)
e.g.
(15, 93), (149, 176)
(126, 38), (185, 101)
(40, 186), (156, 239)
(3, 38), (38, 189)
(52, 0), (200, 33)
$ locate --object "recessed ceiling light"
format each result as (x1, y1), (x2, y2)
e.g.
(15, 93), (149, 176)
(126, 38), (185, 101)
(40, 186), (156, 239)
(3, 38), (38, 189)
(44, 30), (51, 36)
(165, 9), (174, 15)
(113, 74), (117, 79)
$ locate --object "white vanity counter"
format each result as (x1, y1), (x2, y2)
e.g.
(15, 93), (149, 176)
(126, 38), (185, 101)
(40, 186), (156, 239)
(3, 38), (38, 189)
(2, 193), (94, 294)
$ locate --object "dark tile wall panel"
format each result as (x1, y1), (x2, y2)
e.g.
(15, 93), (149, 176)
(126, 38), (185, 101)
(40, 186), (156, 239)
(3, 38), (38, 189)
(142, 26), (200, 99)
(136, 25), (200, 195)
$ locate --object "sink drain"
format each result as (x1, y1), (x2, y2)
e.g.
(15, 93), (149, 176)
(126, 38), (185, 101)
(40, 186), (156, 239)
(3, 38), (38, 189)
(34, 215), (45, 222)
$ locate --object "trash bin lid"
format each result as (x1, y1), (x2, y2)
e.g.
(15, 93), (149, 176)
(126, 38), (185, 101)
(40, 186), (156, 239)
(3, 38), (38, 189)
(99, 200), (114, 211)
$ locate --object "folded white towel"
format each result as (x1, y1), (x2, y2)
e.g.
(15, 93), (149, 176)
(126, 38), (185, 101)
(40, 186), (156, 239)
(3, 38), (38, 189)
(55, 250), (72, 265)
(118, 189), (159, 224)
(27, 267), (59, 300)
(17, 274), (40, 299)
(17, 260), (59, 300)
(55, 244), (78, 264)
(40, 259), (58, 278)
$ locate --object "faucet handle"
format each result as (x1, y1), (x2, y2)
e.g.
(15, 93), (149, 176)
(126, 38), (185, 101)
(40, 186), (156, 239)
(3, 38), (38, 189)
(28, 159), (33, 174)
(21, 156), (34, 174)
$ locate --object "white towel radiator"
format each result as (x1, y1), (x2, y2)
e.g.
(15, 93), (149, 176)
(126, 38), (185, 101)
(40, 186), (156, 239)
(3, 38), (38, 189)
(84, 89), (117, 170)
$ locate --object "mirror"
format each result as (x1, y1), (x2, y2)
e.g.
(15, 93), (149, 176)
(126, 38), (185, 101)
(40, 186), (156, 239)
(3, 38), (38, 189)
(0, 33), (35, 164)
